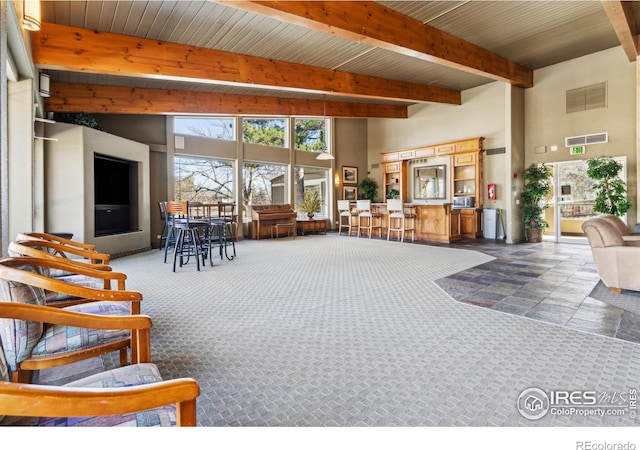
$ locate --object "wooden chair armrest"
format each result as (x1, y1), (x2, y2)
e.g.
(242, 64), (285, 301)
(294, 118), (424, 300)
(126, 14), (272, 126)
(0, 260), (138, 301)
(15, 232), (96, 251)
(0, 378), (200, 426)
(0, 302), (150, 329)
(0, 256), (118, 279)
(12, 240), (110, 265)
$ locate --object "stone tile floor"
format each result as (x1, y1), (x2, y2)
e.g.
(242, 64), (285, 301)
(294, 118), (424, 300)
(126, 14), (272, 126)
(431, 238), (640, 343)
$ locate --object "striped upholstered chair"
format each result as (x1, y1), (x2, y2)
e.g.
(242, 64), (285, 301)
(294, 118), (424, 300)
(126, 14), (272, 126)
(0, 303), (199, 426)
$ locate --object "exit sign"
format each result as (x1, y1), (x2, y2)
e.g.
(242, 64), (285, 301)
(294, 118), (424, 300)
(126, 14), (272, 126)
(570, 146), (585, 155)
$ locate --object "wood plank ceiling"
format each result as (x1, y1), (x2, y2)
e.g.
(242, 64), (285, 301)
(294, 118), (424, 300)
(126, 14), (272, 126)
(36, 1), (638, 118)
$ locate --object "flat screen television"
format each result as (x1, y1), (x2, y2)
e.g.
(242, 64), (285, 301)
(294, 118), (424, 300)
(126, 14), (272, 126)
(94, 154), (136, 236)
(94, 154), (132, 206)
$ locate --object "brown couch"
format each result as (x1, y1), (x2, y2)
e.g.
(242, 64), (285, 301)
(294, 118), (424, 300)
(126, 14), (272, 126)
(582, 217), (640, 293)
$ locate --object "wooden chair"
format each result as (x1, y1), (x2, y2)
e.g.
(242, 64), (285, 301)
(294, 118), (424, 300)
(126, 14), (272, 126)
(0, 263), (148, 384)
(0, 303), (199, 427)
(0, 256), (138, 311)
(387, 199), (416, 242)
(9, 239), (111, 266)
(337, 200), (354, 236)
(356, 200), (382, 238)
(164, 201), (208, 271)
(16, 232), (96, 252)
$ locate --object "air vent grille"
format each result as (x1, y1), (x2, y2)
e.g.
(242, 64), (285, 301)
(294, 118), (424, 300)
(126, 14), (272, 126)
(485, 147), (506, 156)
(566, 82), (607, 113)
(565, 132), (608, 148)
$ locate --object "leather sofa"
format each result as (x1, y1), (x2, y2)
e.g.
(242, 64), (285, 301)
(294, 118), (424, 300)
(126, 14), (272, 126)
(582, 217), (640, 293)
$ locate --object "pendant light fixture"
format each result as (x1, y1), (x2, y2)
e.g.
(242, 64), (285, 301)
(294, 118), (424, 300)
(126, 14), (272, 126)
(316, 95), (334, 160)
(23, 0), (41, 32)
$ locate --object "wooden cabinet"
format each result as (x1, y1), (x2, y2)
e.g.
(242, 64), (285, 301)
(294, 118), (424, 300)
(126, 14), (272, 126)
(380, 137), (484, 241)
(384, 161), (406, 202)
(452, 149), (482, 210)
(436, 144), (453, 155)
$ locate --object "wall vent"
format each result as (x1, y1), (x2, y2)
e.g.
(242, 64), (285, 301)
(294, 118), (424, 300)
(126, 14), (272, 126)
(564, 132), (608, 148)
(371, 163), (380, 169)
(566, 82), (607, 113)
(485, 147), (505, 156)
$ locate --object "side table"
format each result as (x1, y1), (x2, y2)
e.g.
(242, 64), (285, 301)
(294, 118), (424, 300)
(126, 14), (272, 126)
(296, 218), (327, 236)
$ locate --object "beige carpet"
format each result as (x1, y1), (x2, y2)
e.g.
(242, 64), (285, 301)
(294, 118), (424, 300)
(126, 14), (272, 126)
(108, 234), (640, 426)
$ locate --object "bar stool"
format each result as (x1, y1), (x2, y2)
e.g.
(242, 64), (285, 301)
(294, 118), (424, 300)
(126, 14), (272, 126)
(164, 201), (208, 271)
(357, 200), (382, 238)
(387, 199), (416, 242)
(337, 200), (353, 236)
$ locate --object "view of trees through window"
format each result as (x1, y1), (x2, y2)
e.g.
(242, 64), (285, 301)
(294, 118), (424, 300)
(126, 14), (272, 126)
(294, 119), (326, 152)
(243, 119), (286, 147)
(173, 116), (330, 221)
(294, 166), (329, 217)
(174, 117), (235, 140)
(174, 156), (234, 203)
(242, 163), (287, 221)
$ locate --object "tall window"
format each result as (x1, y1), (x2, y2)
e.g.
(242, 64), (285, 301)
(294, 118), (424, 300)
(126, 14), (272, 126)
(294, 166), (329, 217)
(242, 118), (286, 147)
(174, 156), (234, 202)
(175, 117), (235, 140)
(242, 162), (287, 220)
(294, 118), (326, 153)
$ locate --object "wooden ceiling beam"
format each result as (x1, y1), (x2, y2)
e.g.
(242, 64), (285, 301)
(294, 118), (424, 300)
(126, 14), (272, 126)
(219, 1), (533, 88)
(33, 22), (459, 105)
(601, 1), (638, 62)
(44, 82), (408, 118)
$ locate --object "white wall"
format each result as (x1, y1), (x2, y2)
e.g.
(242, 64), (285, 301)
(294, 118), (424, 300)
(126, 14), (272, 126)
(368, 81), (507, 208)
(45, 123), (150, 254)
(525, 46), (637, 223)
(7, 79), (34, 241)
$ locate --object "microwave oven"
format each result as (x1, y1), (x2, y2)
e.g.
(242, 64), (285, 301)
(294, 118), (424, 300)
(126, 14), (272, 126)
(453, 196), (474, 208)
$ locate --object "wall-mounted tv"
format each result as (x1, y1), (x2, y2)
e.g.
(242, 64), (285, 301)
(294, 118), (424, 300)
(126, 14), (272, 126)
(94, 153), (137, 236)
(94, 154), (133, 206)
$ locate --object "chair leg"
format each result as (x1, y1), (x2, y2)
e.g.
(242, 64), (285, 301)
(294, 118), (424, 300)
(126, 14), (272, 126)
(163, 225), (175, 263)
(13, 369), (33, 384)
(173, 229), (183, 272)
(120, 347), (129, 366)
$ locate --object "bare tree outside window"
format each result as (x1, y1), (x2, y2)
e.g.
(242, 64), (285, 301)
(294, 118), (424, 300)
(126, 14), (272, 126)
(243, 163), (286, 220)
(175, 117), (235, 140)
(175, 156), (234, 203)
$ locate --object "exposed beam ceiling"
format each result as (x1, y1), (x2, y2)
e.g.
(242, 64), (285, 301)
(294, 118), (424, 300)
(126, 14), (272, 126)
(44, 82), (408, 118)
(33, 22), (460, 110)
(601, 0), (638, 62)
(219, 0), (533, 88)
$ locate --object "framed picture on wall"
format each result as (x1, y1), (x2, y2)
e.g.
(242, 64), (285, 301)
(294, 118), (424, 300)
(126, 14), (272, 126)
(343, 186), (357, 201)
(342, 166), (358, 185)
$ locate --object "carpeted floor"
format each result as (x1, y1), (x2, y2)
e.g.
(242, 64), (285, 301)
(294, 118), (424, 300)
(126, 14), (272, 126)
(101, 234), (640, 427)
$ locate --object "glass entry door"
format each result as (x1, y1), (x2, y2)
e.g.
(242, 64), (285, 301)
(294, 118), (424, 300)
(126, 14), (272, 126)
(544, 160), (596, 244)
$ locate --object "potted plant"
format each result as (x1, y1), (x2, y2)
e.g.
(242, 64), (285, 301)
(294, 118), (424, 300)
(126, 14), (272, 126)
(586, 156), (631, 217)
(359, 177), (378, 201)
(297, 189), (323, 219)
(387, 188), (400, 199)
(521, 163), (552, 242)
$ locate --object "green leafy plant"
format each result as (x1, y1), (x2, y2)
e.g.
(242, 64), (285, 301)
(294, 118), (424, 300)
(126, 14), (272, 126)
(521, 163), (553, 231)
(359, 177), (378, 201)
(586, 156), (631, 217)
(387, 188), (400, 199)
(296, 189), (323, 217)
(54, 112), (103, 130)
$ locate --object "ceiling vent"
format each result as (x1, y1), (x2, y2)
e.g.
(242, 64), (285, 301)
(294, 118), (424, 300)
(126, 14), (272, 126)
(565, 132), (608, 148)
(566, 82), (607, 113)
